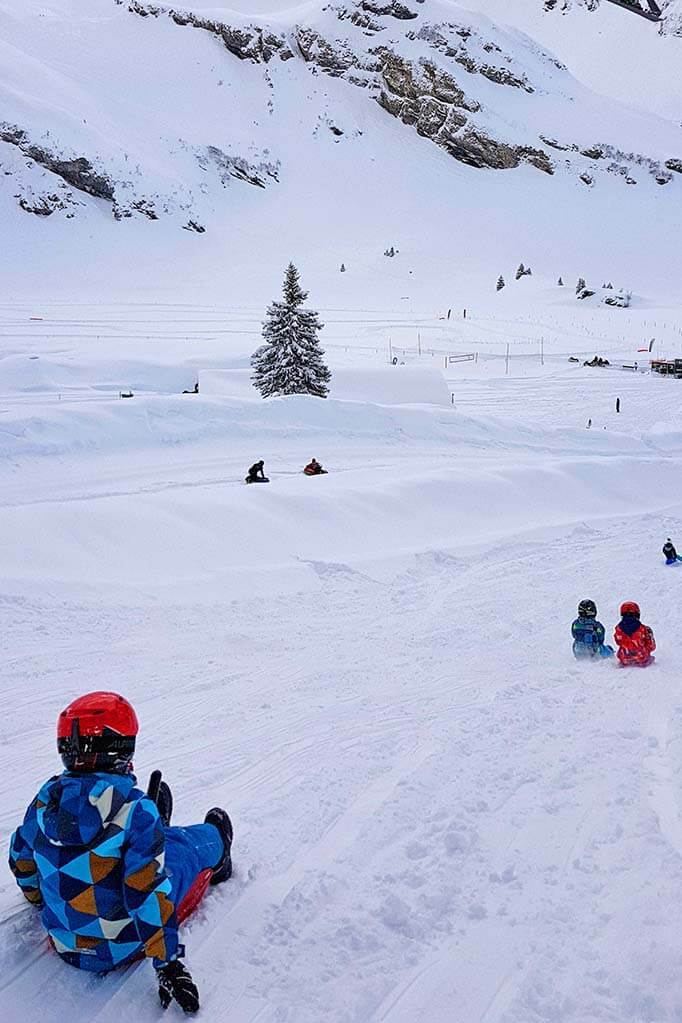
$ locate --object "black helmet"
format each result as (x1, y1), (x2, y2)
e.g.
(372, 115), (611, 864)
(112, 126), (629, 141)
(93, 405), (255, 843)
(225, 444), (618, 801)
(578, 599), (597, 618)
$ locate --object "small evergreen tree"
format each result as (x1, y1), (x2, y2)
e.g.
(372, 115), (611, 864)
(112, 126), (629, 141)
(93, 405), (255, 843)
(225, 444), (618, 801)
(496, 275), (505, 292)
(340, 263), (346, 272)
(516, 262), (525, 280)
(558, 277), (564, 286)
(576, 277), (586, 294)
(251, 263), (331, 399)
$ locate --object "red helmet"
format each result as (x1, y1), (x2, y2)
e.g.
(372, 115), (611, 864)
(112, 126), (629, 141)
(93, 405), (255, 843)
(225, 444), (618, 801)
(620, 601), (640, 618)
(57, 692), (139, 773)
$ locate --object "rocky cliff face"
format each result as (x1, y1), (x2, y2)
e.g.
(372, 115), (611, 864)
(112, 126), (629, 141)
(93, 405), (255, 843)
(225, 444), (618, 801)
(120, 0), (679, 183)
(120, 0), (559, 176)
(3, 0), (680, 227)
(117, 0), (678, 182)
(543, 0), (682, 33)
(659, 0), (682, 32)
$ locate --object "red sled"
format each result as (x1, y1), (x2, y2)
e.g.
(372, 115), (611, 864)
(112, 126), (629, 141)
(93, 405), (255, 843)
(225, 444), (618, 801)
(177, 869), (213, 924)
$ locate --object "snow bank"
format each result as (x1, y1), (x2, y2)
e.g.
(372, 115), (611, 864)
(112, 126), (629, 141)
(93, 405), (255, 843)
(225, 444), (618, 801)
(201, 366), (451, 407)
(0, 353), (200, 395)
(0, 444), (679, 600)
(328, 366), (451, 407)
(0, 394), (455, 462)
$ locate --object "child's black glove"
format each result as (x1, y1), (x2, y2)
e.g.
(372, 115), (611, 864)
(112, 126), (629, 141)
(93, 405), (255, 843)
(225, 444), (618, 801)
(157, 959), (200, 1014)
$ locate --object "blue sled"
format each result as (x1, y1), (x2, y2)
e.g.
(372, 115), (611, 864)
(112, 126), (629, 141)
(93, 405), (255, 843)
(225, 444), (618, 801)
(665, 557), (682, 565)
(573, 644), (614, 660)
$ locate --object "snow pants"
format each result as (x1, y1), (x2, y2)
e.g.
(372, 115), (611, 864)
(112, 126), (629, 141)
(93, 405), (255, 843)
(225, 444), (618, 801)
(164, 823), (223, 922)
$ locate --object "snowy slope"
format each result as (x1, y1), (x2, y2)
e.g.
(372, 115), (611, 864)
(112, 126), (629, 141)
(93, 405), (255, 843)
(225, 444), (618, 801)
(4, 3), (682, 1021)
(3, 352), (682, 1022)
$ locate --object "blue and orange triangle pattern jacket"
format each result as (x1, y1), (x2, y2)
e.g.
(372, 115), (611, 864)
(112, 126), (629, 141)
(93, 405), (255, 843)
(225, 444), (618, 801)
(8, 771), (180, 972)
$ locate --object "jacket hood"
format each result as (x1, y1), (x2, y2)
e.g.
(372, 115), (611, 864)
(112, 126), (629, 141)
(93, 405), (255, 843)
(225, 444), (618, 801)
(618, 615), (642, 637)
(36, 771), (137, 848)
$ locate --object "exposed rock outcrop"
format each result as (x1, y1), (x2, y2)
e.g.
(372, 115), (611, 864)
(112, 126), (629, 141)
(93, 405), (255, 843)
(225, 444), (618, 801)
(196, 146), (281, 188)
(0, 124), (115, 201)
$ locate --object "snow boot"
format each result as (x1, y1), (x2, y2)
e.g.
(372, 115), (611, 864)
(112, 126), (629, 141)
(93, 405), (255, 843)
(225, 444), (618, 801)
(205, 808), (233, 885)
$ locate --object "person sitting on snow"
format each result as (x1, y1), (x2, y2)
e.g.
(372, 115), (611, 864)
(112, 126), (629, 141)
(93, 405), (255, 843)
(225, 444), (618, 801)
(246, 460), (269, 484)
(571, 599), (613, 660)
(614, 602), (656, 667)
(303, 458), (327, 476)
(9, 692), (233, 1015)
(663, 538), (679, 564)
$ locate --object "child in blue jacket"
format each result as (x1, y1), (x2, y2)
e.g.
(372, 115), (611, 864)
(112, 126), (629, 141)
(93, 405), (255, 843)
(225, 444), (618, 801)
(571, 599), (614, 659)
(9, 691), (233, 1014)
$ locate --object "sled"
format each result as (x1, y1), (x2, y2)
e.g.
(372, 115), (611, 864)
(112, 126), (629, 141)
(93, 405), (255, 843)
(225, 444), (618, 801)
(176, 869), (213, 924)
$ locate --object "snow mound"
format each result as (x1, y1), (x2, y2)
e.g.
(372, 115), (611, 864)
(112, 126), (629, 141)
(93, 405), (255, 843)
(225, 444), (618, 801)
(201, 365), (451, 406)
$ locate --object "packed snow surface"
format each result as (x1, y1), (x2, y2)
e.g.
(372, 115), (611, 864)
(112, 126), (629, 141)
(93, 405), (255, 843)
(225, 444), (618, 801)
(3, 0), (682, 1019)
(2, 294), (682, 1022)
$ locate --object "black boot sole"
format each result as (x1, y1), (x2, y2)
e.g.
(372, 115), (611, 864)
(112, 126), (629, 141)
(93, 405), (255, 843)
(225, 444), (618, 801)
(205, 808), (233, 885)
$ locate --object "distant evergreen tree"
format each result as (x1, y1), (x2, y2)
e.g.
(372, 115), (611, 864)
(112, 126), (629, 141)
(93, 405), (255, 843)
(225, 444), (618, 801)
(576, 277), (586, 294)
(251, 263), (331, 399)
(516, 262), (525, 280)
(340, 263), (346, 272)
(496, 275), (505, 292)
(558, 277), (564, 286)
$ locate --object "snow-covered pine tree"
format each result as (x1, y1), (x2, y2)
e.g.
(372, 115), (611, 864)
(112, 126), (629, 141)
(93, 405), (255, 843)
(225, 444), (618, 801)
(516, 263), (525, 280)
(251, 263), (331, 399)
(496, 275), (505, 291)
(576, 277), (586, 294)
(558, 277), (564, 285)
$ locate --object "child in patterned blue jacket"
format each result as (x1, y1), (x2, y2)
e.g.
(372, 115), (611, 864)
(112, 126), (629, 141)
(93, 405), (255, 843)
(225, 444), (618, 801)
(9, 692), (233, 1014)
(571, 599), (614, 659)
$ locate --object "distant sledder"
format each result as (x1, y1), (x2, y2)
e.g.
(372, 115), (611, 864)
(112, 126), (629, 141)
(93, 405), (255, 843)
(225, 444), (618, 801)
(663, 538), (682, 565)
(303, 458), (327, 477)
(571, 599), (614, 660)
(246, 460), (269, 484)
(614, 602), (656, 668)
(9, 692), (233, 1015)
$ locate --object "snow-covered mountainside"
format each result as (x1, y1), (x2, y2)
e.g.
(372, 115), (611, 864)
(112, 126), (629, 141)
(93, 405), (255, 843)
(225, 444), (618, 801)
(547, 0), (682, 35)
(1, 0), (681, 303)
(3, 0), (681, 216)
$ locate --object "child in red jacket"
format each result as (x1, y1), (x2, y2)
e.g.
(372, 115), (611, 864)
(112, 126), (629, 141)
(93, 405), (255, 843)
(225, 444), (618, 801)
(614, 602), (656, 667)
